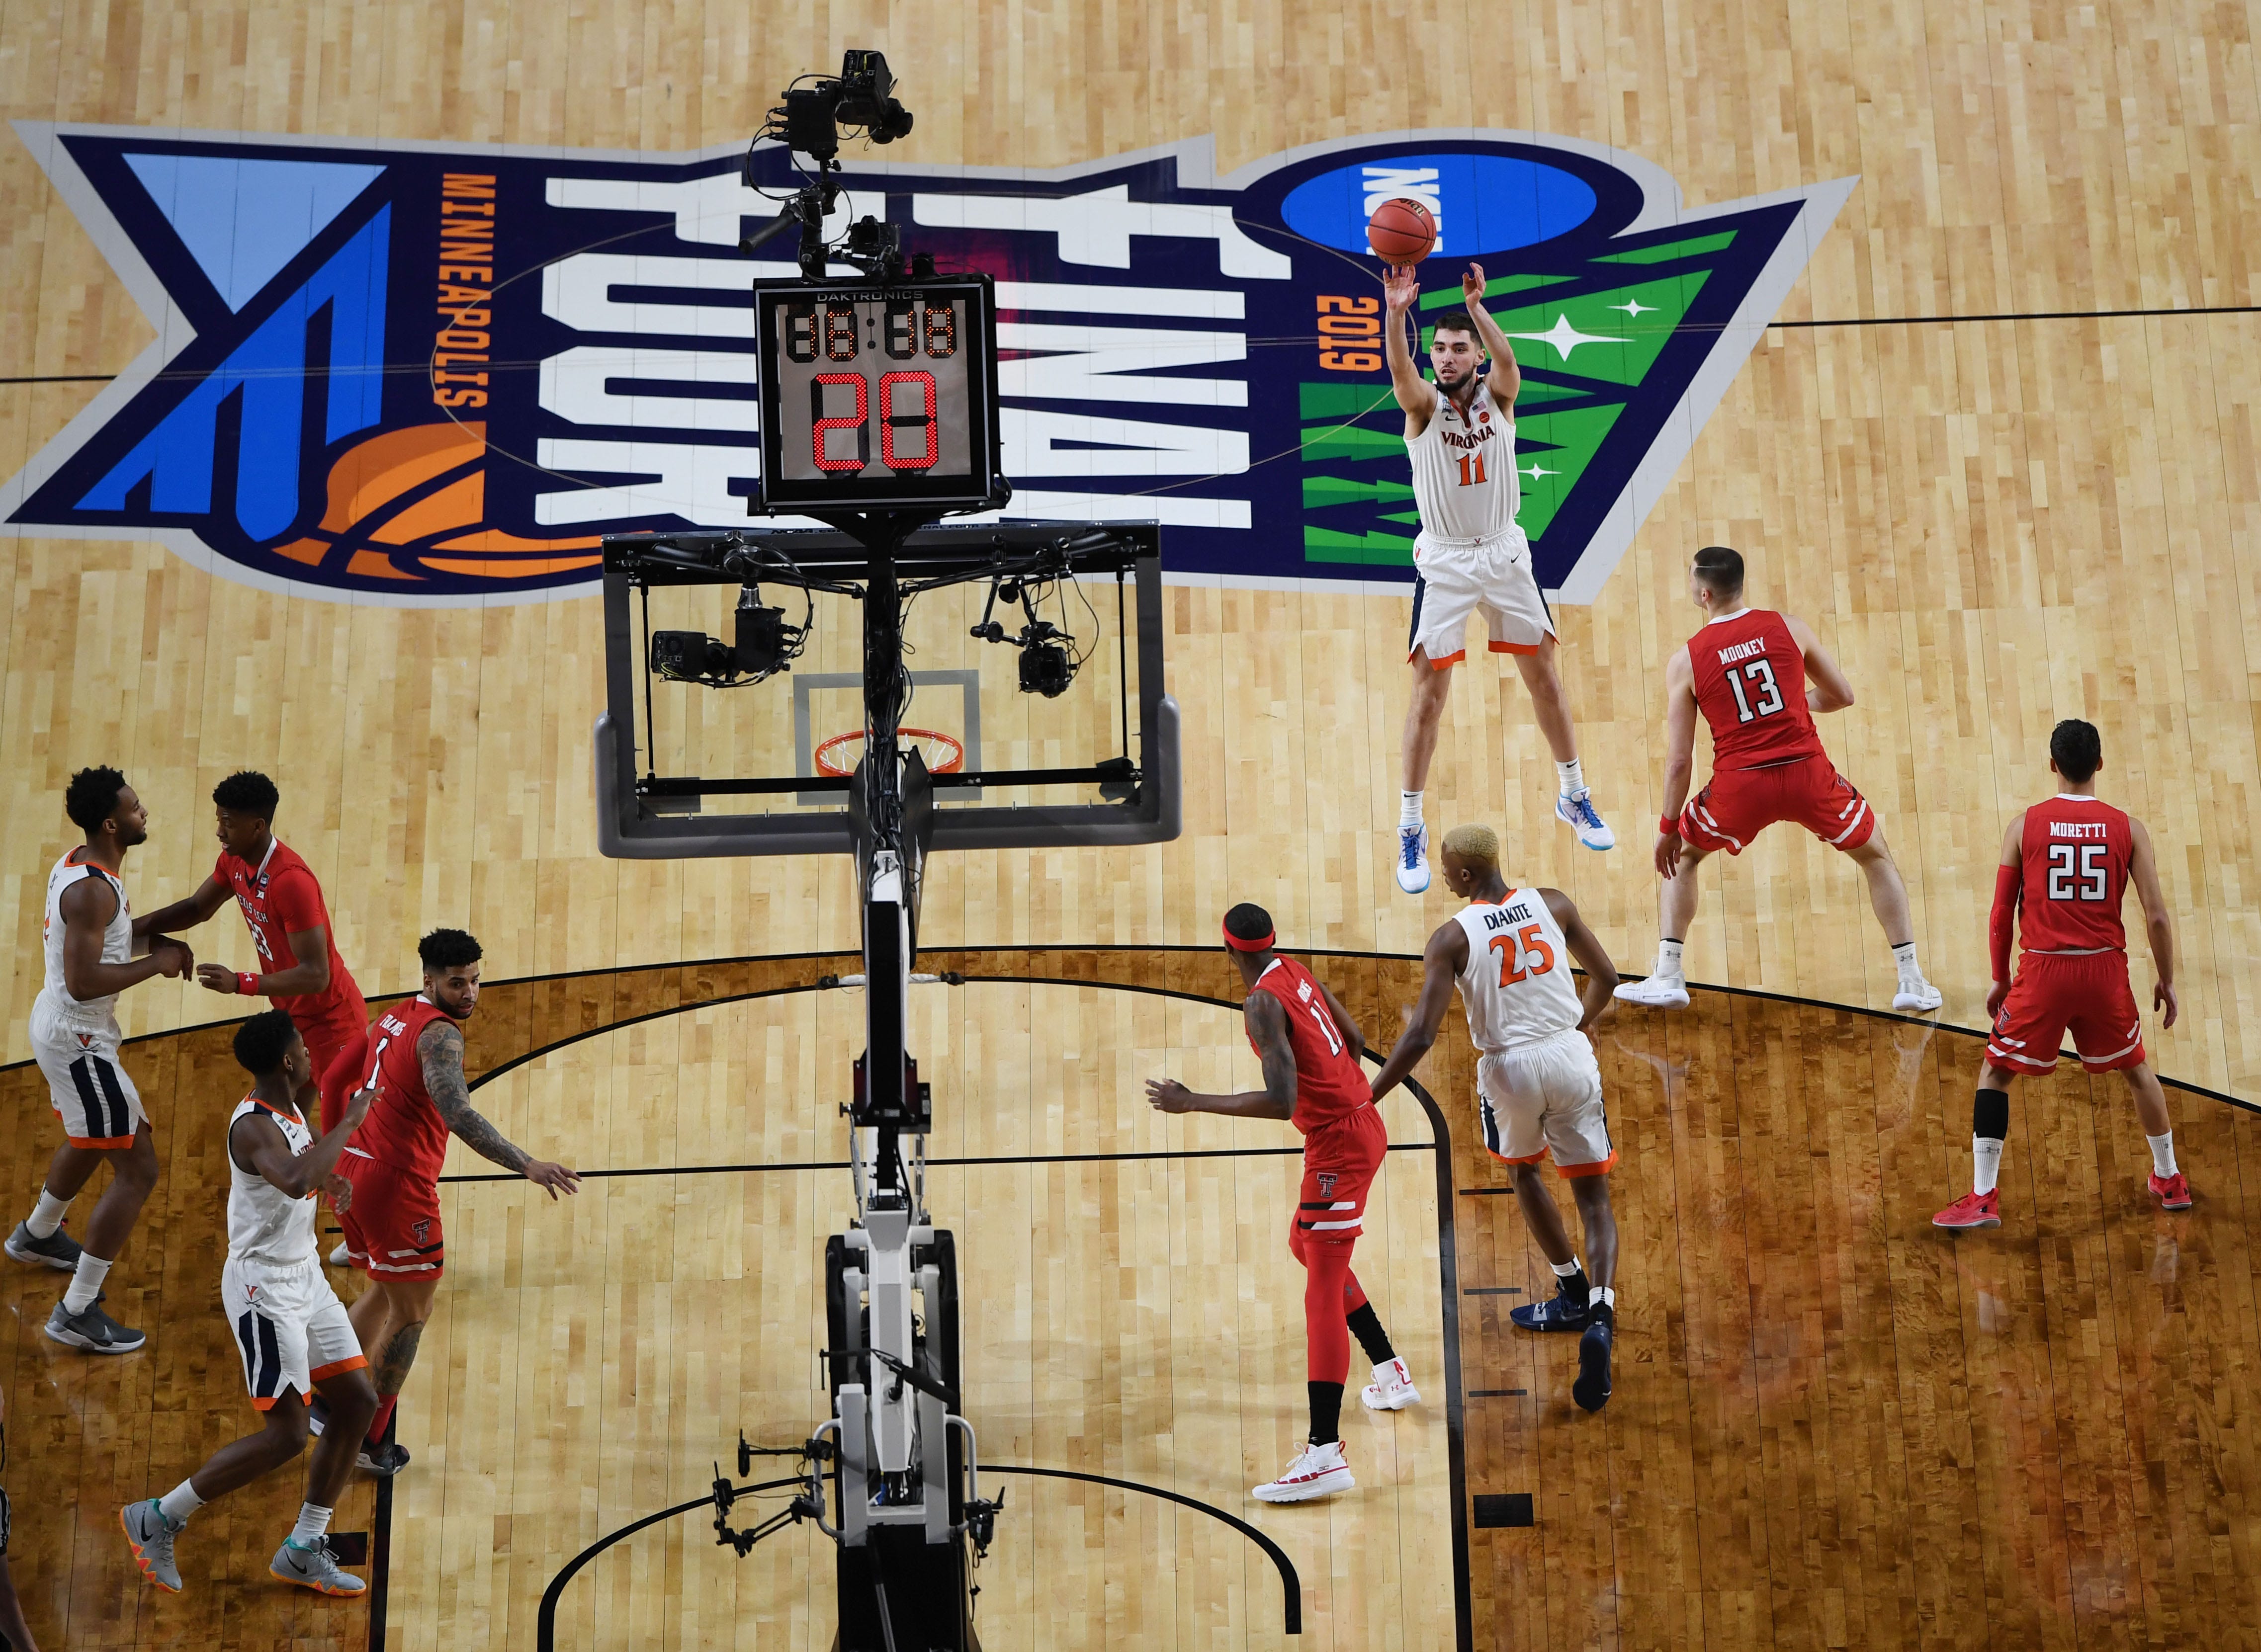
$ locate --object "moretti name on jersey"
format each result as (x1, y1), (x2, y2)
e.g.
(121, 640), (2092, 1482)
(2049, 820), (2111, 840)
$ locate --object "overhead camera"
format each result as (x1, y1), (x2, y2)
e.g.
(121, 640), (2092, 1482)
(972, 576), (1082, 699)
(745, 52), (919, 278)
(651, 584), (807, 686)
(766, 50), (913, 164)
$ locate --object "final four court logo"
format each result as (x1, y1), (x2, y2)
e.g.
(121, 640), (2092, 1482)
(1, 122), (1853, 606)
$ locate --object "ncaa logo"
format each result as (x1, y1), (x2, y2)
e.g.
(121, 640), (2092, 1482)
(0, 124), (1850, 606)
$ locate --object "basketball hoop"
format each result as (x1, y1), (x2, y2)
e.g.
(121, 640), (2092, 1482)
(813, 727), (966, 778)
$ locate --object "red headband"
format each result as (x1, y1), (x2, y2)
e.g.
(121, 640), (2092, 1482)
(1222, 919), (1276, 953)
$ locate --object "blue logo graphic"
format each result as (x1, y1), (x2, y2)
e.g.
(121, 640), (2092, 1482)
(1281, 152), (1597, 257)
(0, 125), (1853, 605)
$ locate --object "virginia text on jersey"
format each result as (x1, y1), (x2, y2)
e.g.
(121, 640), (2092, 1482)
(1, 123), (1852, 607)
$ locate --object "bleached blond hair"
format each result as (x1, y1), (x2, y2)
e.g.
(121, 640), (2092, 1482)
(1441, 823), (1499, 867)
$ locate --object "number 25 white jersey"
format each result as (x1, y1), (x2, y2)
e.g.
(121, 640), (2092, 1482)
(1451, 890), (1583, 1053)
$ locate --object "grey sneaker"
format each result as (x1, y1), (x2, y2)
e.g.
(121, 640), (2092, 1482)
(5, 1220), (81, 1271)
(270, 1535), (365, 1595)
(357, 1439), (410, 1477)
(121, 1499), (183, 1592)
(46, 1292), (146, 1353)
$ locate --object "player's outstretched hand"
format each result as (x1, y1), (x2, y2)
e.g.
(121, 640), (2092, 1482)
(1653, 828), (1683, 880)
(1381, 262), (1420, 314)
(1985, 979), (2010, 1023)
(524, 1158), (581, 1199)
(342, 1085), (377, 1134)
(2155, 979), (2179, 1029)
(1462, 262), (1487, 307)
(1145, 1078), (1196, 1114)
(322, 1172), (352, 1213)
(193, 961), (238, 993)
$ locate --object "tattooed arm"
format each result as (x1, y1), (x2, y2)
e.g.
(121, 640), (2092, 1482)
(418, 1020), (581, 1198)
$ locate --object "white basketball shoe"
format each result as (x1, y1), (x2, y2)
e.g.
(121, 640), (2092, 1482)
(1251, 1439), (1354, 1503)
(1360, 1357), (1421, 1411)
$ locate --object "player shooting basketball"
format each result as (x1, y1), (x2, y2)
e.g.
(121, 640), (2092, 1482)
(1145, 907), (1419, 1504)
(1382, 259), (1614, 896)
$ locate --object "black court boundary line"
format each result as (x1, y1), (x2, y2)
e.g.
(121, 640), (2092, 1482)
(26, 943), (2242, 1118)
(474, 968), (1471, 1652)
(436, 1142), (1433, 1185)
(18, 299), (2261, 391)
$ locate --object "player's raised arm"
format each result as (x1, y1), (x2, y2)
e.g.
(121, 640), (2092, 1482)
(1783, 614), (1855, 713)
(1368, 919), (1468, 1103)
(1145, 992), (1300, 1122)
(1381, 262), (1438, 431)
(228, 1085), (374, 1202)
(1540, 889), (1619, 1030)
(419, 1020), (581, 1196)
(1654, 648), (1701, 878)
(1458, 262), (1521, 408)
(2127, 816), (2178, 1028)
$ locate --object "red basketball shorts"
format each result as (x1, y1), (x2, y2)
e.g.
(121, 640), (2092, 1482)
(1292, 1105), (1387, 1252)
(336, 1149), (446, 1279)
(1986, 952), (2146, 1076)
(1679, 757), (1875, 855)
(295, 991), (370, 1136)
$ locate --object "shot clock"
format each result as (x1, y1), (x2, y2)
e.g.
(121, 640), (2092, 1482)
(753, 276), (1003, 513)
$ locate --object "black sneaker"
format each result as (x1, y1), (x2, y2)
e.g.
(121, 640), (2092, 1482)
(1573, 1312), (1614, 1412)
(358, 1439), (410, 1477)
(1509, 1273), (1591, 1332)
(7, 1220), (83, 1271)
(46, 1292), (146, 1354)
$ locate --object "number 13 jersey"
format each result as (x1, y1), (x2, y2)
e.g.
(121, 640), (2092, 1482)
(2015, 795), (2132, 954)
(1452, 891), (1583, 1053)
(1688, 608), (1826, 770)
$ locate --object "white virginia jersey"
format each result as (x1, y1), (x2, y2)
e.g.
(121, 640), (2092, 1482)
(1451, 889), (1584, 1053)
(1407, 381), (1519, 542)
(227, 1096), (321, 1267)
(37, 850), (131, 1032)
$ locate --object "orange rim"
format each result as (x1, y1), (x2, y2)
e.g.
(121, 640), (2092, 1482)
(812, 727), (966, 778)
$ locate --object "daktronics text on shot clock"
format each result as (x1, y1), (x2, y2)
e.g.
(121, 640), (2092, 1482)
(753, 276), (1003, 513)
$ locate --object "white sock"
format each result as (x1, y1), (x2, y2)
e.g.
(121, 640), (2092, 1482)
(1399, 790), (1424, 829)
(1892, 940), (1921, 982)
(2147, 1132), (2177, 1178)
(1551, 1256), (1583, 1278)
(1972, 1137), (2003, 1197)
(1593, 1286), (1617, 1310)
(63, 1251), (112, 1315)
(1556, 757), (1586, 797)
(1656, 938), (1685, 979)
(289, 1501), (334, 1546)
(158, 1480), (204, 1528)
(25, 1189), (70, 1239)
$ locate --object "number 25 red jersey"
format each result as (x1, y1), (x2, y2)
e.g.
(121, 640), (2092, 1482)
(2015, 795), (2132, 954)
(1246, 956), (1370, 1135)
(348, 995), (457, 1177)
(1687, 609), (1827, 770)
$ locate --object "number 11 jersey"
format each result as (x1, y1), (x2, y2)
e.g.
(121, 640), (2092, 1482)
(1451, 891), (1583, 1054)
(1688, 608), (1826, 770)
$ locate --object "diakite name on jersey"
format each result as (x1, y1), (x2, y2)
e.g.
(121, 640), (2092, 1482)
(1479, 901), (1536, 930)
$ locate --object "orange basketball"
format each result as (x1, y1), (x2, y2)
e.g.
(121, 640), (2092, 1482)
(1367, 197), (1437, 262)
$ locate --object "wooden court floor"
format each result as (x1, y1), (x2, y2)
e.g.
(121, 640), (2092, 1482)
(3, 946), (2254, 1650)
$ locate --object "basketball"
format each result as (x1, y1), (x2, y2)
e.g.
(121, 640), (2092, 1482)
(1367, 197), (1438, 262)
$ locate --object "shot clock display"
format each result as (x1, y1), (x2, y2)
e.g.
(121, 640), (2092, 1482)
(754, 276), (1002, 512)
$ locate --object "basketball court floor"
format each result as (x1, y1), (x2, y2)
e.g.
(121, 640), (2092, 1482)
(3, 3), (2260, 1649)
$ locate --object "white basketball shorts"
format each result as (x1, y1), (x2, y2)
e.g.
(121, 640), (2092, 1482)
(29, 998), (145, 1149)
(222, 1256), (365, 1409)
(1407, 525), (1556, 666)
(1475, 1027), (1616, 1177)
